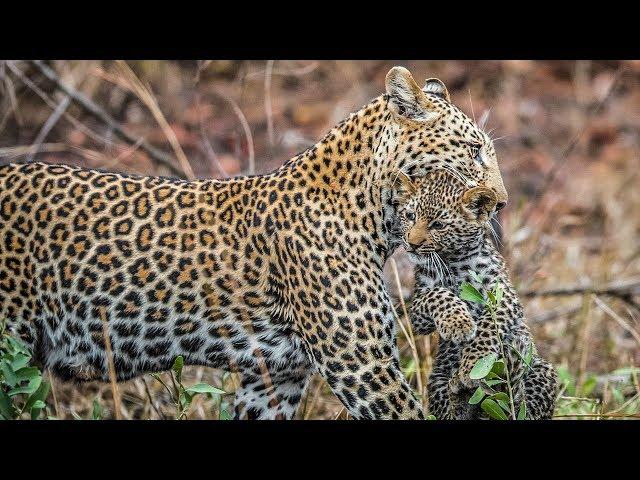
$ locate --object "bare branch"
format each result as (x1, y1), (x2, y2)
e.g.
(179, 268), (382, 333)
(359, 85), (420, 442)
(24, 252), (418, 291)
(29, 60), (187, 178)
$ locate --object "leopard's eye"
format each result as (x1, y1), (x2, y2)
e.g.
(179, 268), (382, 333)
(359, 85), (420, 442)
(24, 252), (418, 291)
(430, 220), (446, 230)
(405, 210), (416, 222)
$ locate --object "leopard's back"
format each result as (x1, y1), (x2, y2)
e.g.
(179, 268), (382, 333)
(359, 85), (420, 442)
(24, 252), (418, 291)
(0, 162), (306, 381)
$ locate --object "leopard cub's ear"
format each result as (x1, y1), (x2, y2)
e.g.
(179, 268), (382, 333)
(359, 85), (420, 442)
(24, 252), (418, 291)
(385, 67), (440, 123)
(461, 186), (497, 223)
(423, 78), (450, 103)
(390, 171), (417, 203)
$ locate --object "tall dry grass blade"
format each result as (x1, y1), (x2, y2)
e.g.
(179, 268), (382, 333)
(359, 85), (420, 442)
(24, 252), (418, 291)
(113, 61), (196, 180)
(265, 60), (275, 148)
(576, 294), (594, 397)
(47, 368), (62, 419)
(303, 377), (325, 420)
(389, 258), (424, 402)
(99, 306), (122, 420)
(593, 295), (640, 347)
(212, 90), (255, 175)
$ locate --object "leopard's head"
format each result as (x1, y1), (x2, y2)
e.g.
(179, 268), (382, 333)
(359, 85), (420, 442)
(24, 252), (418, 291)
(392, 170), (497, 263)
(384, 66), (507, 214)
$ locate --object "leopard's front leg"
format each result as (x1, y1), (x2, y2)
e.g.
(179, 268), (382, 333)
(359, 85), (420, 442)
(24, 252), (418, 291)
(233, 364), (312, 420)
(297, 292), (426, 420)
(410, 286), (476, 343)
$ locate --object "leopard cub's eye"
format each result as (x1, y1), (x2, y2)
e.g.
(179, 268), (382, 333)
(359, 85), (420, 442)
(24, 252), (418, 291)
(405, 210), (416, 222)
(469, 143), (482, 162)
(430, 220), (445, 230)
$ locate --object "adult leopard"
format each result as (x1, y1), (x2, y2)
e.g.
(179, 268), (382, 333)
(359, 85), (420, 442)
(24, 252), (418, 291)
(0, 66), (507, 419)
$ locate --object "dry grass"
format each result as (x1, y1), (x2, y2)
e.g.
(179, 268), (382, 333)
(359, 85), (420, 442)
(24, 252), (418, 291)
(1, 60), (638, 419)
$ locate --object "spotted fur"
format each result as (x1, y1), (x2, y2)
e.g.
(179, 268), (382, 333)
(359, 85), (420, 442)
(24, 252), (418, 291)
(0, 67), (507, 419)
(395, 171), (557, 419)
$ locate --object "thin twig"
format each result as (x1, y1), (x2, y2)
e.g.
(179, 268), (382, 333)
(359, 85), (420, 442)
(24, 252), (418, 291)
(112, 61), (196, 180)
(141, 377), (164, 420)
(46, 368), (61, 419)
(389, 258), (423, 401)
(194, 90), (228, 178)
(27, 95), (71, 163)
(29, 60), (187, 178)
(519, 278), (640, 310)
(593, 296), (640, 347)
(213, 90), (255, 175)
(6, 61), (116, 148)
(99, 306), (122, 420)
(265, 60), (275, 148)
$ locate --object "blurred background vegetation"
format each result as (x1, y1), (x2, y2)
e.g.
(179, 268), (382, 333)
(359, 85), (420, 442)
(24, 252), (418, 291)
(0, 60), (638, 419)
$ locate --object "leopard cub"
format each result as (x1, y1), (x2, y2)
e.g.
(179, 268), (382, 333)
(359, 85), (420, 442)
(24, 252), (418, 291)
(392, 170), (557, 419)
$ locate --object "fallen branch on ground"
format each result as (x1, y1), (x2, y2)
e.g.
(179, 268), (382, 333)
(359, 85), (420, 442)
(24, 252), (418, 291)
(519, 278), (640, 310)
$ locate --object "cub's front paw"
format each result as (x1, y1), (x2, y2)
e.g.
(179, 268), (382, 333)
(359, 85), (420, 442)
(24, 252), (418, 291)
(451, 363), (481, 392)
(437, 311), (476, 344)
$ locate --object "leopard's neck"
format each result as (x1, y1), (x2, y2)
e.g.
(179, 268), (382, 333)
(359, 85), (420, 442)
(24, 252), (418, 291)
(271, 95), (402, 262)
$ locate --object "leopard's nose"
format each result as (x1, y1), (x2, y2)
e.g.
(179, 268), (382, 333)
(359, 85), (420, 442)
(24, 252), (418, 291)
(495, 201), (506, 212)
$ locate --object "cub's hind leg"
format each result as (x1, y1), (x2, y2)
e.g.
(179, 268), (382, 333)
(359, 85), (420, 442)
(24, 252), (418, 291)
(523, 356), (558, 420)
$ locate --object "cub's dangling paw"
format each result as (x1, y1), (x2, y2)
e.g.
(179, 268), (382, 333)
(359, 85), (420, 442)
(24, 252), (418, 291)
(437, 310), (477, 344)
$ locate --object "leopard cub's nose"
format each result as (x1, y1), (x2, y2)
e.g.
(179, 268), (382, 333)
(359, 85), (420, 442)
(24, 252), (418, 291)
(495, 201), (506, 212)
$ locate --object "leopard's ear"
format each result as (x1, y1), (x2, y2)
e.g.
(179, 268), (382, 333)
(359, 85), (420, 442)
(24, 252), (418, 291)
(461, 186), (497, 223)
(385, 67), (440, 123)
(423, 78), (450, 103)
(391, 171), (417, 202)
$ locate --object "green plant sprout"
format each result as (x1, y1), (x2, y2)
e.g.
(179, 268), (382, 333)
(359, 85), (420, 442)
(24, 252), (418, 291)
(0, 332), (50, 420)
(150, 356), (227, 420)
(459, 271), (530, 420)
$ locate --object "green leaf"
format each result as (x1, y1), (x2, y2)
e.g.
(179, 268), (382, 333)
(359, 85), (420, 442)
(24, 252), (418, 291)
(92, 398), (103, 420)
(186, 383), (226, 395)
(219, 409), (232, 420)
(172, 356), (184, 384)
(486, 290), (496, 305)
(468, 386), (485, 405)
(14, 366), (41, 382)
(460, 282), (486, 305)
(24, 380), (50, 413)
(10, 353), (30, 371)
(484, 378), (505, 387)
(524, 343), (534, 366)
(6, 336), (31, 355)
(490, 392), (512, 415)
(490, 359), (505, 377)
(493, 283), (503, 306)
(425, 414), (436, 420)
(469, 353), (498, 380)
(481, 398), (508, 420)
(30, 400), (46, 420)
(496, 398), (511, 414)
(0, 361), (19, 387)
(491, 392), (509, 403)
(8, 376), (41, 396)
(0, 388), (15, 419)
(582, 375), (597, 397)
(611, 388), (625, 405)
(517, 402), (527, 420)
(468, 270), (483, 284)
